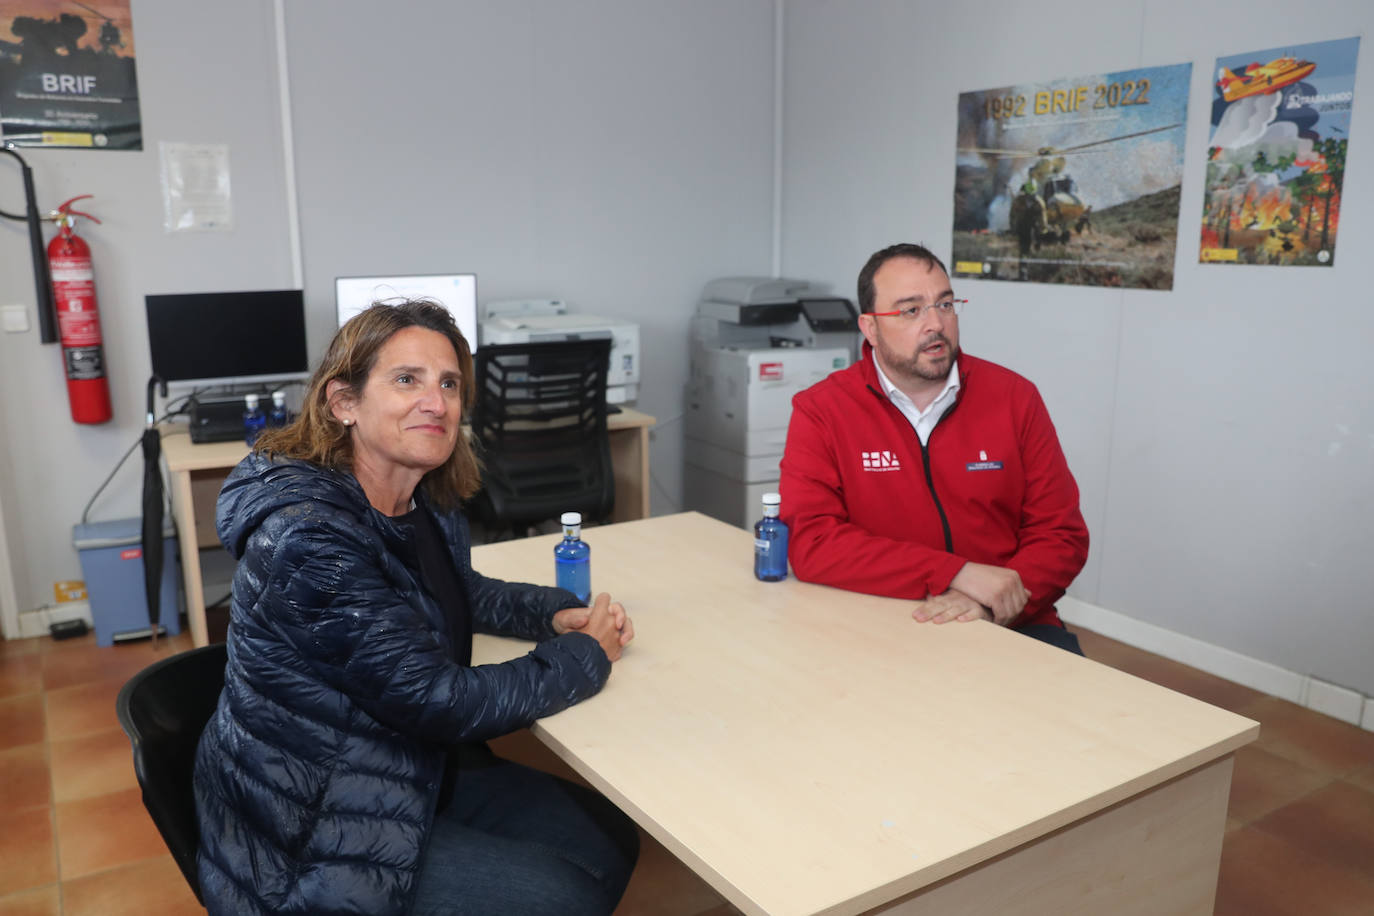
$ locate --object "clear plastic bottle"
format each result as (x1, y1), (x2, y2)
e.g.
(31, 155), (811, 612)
(268, 389), (289, 427)
(754, 492), (789, 582)
(554, 511), (591, 603)
(242, 393), (266, 446)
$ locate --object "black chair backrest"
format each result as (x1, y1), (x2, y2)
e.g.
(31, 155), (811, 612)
(470, 338), (615, 532)
(115, 642), (228, 905)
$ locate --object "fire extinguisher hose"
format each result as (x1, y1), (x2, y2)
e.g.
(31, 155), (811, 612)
(0, 144), (59, 343)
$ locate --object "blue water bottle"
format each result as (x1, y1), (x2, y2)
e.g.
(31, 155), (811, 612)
(554, 511), (591, 604)
(242, 393), (266, 446)
(268, 389), (290, 427)
(754, 492), (789, 581)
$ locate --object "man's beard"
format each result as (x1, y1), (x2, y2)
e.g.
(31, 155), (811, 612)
(880, 331), (958, 383)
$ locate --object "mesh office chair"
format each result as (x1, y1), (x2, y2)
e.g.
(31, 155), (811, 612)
(115, 642), (228, 905)
(470, 338), (615, 539)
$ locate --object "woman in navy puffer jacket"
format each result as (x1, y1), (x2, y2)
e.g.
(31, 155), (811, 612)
(193, 301), (637, 915)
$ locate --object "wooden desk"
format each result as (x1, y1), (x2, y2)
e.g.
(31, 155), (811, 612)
(162, 407), (655, 647)
(472, 513), (1258, 916)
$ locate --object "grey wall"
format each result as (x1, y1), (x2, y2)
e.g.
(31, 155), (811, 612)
(780, 0), (1374, 695)
(282, 0), (778, 517)
(0, 0), (293, 619)
(0, 0), (776, 626)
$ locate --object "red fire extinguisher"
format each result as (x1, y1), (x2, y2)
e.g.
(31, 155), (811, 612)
(48, 195), (112, 424)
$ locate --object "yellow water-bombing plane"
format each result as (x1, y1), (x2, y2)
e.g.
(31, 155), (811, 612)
(1217, 57), (1316, 103)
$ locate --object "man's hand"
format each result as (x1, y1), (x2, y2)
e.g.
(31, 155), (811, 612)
(912, 589), (990, 624)
(553, 593), (635, 661)
(948, 562), (1029, 626)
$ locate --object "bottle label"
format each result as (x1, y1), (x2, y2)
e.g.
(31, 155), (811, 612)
(754, 538), (769, 554)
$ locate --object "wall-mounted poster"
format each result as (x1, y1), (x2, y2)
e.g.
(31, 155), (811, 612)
(1199, 37), (1359, 267)
(952, 63), (1191, 289)
(0, 0), (141, 149)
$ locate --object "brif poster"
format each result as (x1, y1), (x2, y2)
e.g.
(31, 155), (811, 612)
(952, 63), (1191, 289)
(1200, 37), (1359, 266)
(0, 0), (141, 149)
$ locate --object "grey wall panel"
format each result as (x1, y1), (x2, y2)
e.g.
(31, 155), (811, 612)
(0, 0), (292, 618)
(283, 0), (777, 515)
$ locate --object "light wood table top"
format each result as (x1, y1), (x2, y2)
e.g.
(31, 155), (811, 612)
(471, 512), (1258, 916)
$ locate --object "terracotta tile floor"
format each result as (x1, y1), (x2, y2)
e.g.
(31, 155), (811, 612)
(0, 624), (1370, 914)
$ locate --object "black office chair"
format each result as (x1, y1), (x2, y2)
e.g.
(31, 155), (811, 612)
(115, 642), (228, 905)
(469, 338), (615, 539)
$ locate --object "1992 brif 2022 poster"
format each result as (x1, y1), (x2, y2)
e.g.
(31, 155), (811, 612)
(952, 63), (1191, 289)
(1200, 37), (1359, 267)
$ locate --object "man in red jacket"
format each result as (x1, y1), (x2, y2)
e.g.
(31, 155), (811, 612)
(779, 243), (1089, 653)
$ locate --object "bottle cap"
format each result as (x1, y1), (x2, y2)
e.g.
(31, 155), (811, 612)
(561, 512), (582, 526)
(244, 393), (259, 408)
(272, 390), (286, 404)
(762, 492), (781, 507)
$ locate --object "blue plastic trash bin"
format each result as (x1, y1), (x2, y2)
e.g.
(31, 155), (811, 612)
(72, 518), (182, 647)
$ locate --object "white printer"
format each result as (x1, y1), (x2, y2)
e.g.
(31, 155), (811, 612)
(684, 277), (859, 529)
(479, 299), (641, 404)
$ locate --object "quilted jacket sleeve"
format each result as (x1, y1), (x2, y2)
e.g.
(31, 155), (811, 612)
(464, 570), (582, 640)
(250, 508), (610, 746)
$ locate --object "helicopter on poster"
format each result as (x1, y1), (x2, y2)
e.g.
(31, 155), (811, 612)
(963, 124), (1184, 255)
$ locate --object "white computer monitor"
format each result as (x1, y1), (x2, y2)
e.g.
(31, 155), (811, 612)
(335, 273), (479, 351)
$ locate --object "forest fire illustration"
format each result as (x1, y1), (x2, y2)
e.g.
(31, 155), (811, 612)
(1200, 38), (1357, 266)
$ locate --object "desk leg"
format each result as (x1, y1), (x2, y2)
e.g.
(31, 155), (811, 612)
(168, 468), (209, 648)
(609, 426), (651, 522)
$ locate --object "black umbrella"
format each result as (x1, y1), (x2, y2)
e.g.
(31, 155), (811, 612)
(142, 376), (167, 644)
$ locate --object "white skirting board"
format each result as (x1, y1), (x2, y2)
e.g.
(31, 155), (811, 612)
(17, 601), (93, 638)
(1059, 595), (1373, 732)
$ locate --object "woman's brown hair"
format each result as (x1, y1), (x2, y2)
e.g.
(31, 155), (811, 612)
(253, 299), (481, 507)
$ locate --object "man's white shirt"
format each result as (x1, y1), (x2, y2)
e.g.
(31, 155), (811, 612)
(872, 350), (960, 447)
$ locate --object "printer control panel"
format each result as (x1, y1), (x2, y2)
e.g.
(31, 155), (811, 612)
(798, 298), (858, 334)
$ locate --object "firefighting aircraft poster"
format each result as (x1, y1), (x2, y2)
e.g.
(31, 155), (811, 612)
(952, 63), (1191, 289)
(0, 0), (141, 149)
(1200, 37), (1359, 267)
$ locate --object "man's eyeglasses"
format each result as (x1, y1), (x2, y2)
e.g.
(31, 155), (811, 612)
(869, 299), (966, 321)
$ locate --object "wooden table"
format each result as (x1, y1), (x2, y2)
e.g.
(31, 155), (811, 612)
(162, 406), (655, 647)
(471, 513), (1259, 916)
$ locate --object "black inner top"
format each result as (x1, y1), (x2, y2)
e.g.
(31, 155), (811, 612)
(396, 505), (495, 812)
(397, 504), (472, 666)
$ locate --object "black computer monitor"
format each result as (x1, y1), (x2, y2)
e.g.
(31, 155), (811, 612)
(145, 289), (309, 391)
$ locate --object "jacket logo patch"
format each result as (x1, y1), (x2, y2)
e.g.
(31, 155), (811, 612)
(966, 456), (1003, 471)
(861, 450), (902, 472)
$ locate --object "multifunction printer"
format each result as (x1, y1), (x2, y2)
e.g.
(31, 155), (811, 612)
(479, 299), (641, 404)
(684, 277), (859, 529)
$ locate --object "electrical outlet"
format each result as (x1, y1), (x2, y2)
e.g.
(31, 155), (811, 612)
(2, 304), (30, 333)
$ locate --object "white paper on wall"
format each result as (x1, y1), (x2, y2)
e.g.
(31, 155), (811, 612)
(160, 142), (233, 232)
